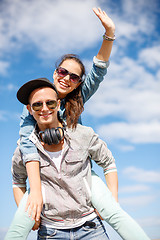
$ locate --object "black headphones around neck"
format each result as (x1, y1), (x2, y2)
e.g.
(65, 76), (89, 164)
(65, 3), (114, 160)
(39, 127), (65, 145)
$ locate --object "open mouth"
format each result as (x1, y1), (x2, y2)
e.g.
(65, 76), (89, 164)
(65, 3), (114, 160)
(58, 80), (70, 89)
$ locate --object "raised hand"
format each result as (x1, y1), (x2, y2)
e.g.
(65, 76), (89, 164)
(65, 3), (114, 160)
(93, 7), (115, 37)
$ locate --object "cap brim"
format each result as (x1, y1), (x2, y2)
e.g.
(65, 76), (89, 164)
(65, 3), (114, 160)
(17, 78), (58, 105)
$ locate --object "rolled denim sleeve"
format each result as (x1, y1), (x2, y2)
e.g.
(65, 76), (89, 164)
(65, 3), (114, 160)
(19, 106), (40, 164)
(81, 57), (109, 104)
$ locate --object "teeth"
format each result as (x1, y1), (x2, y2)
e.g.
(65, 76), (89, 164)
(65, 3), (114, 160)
(59, 81), (69, 88)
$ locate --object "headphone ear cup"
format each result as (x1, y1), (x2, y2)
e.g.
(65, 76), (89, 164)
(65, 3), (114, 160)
(50, 128), (60, 145)
(55, 128), (62, 141)
(39, 127), (64, 145)
(43, 128), (53, 145)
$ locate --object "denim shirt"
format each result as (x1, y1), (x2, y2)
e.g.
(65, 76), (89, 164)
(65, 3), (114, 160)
(12, 124), (116, 228)
(19, 57), (109, 163)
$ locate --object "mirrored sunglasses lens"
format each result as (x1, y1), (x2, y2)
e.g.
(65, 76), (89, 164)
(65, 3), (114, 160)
(32, 102), (43, 111)
(57, 68), (68, 77)
(46, 100), (57, 109)
(70, 74), (80, 83)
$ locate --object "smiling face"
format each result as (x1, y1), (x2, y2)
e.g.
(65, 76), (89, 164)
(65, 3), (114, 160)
(53, 59), (82, 99)
(27, 87), (60, 131)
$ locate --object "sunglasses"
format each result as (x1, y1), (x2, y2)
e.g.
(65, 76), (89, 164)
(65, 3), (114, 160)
(56, 67), (81, 83)
(31, 100), (57, 111)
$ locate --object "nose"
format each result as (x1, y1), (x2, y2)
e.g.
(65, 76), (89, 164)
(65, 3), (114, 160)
(41, 102), (49, 111)
(63, 74), (70, 82)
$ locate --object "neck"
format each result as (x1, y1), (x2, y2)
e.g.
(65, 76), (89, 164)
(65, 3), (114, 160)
(44, 139), (64, 152)
(38, 119), (62, 132)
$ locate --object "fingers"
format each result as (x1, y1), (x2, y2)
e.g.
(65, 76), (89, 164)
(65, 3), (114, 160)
(98, 7), (103, 14)
(25, 192), (43, 221)
(32, 219), (41, 231)
(25, 201), (42, 221)
(93, 6), (115, 33)
(93, 7), (106, 17)
(36, 204), (42, 221)
(92, 7), (99, 16)
(30, 204), (37, 221)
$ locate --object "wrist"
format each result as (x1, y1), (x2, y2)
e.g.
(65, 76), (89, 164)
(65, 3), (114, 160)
(105, 27), (115, 38)
(103, 32), (116, 41)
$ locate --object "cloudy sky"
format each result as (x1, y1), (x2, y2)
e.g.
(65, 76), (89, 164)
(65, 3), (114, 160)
(0, 0), (160, 239)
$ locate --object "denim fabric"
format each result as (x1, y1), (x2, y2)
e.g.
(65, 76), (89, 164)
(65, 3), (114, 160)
(19, 60), (108, 163)
(37, 217), (109, 240)
(81, 63), (107, 104)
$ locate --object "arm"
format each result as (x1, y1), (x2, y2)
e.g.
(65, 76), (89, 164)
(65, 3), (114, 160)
(25, 161), (43, 221)
(12, 146), (28, 206)
(105, 171), (118, 202)
(93, 7), (115, 62)
(19, 106), (43, 221)
(88, 129), (118, 200)
(81, 8), (115, 103)
(12, 147), (41, 232)
(13, 187), (26, 206)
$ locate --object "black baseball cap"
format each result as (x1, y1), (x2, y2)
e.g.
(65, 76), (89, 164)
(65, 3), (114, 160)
(17, 78), (58, 105)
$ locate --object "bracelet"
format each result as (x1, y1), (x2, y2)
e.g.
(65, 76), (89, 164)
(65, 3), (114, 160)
(103, 33), (116, 41)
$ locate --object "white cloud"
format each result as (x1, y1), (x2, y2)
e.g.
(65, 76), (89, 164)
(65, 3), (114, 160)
(116, 144), (135, 152)
(84, 51), (160, 144)
(86, 56), (160, 121)
(113, 0), (158, 44)
(122, 166), (160, 183)
(119, 195), (156, 208)
(97, 121), (160, 143)
(139, 45), (160, 69)
(0, 84), (18, 91)
(0, 61), (10, 75)
(119, 184), (151, 194)
(0, 0), (159, 61)
(0, 0), (159, 147)
(138, 216), (160, 227)
(0, 0), (101, 59)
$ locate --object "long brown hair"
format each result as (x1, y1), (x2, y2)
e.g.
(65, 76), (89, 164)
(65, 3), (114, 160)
(56, 54), (85, 129)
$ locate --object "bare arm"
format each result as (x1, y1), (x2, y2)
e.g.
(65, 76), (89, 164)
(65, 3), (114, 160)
(105, 171), (118, 202)
(25, 161), (43, 221)
(93, 7), (115, 61)
(13, 187), (26, 206)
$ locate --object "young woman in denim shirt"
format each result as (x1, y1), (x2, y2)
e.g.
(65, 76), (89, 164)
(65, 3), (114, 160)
(5, 7), (150, 240)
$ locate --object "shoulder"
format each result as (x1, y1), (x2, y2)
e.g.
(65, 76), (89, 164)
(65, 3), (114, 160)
(66, 124), (95, 139)
(12, 145), (24, 169)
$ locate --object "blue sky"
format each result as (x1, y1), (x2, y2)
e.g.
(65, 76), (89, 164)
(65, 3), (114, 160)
(0, 0), (160, 239)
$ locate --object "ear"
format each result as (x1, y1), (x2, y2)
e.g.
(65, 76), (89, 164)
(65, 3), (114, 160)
(57, 99), (61, 111)
(26, 104), (33, 115)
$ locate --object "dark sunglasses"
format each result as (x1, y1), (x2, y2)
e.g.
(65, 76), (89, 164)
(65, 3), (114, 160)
(31, 100), (57, 111)
(56, 67), (81, 83)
